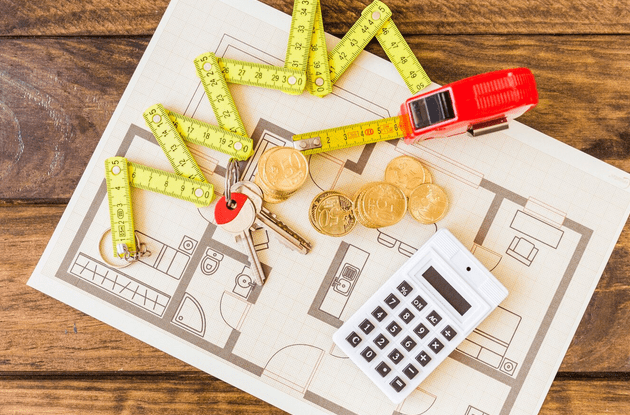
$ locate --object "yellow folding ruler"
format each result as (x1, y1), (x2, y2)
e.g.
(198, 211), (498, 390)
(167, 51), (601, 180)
(194, 52), (249, 137)
(293, 116), (404, 155)
(143, 103), (207, 183)
(105, 156), (214, 259)
(328, 1), (392, 85)
(285, 0), (318, 72)
(105, 157), (137, 259)
(376, 19), (431, 94)
(305, 0), (332, 97)
(127, 160), (214, 205)
(166, 109), (253, 160)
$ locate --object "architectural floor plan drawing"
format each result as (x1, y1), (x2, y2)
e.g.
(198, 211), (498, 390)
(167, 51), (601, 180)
(28, 1), (630, 415)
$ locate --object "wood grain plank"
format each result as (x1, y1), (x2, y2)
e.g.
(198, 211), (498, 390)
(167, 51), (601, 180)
(0, 0), (628, 36)
(2, 204), (630, 372)
(0, 375), (628, 414)
(0, 38), (147, 201)
(1, 36), (629, 200)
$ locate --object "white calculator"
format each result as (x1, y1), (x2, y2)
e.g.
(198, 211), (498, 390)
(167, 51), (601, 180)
(332, 229), (508, 403)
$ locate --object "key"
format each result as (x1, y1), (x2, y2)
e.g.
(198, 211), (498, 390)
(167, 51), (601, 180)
(214, 192), (266, 286)
(231, 180), (312, 254)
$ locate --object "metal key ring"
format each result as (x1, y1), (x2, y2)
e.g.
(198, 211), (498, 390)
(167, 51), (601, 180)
(97, 228), (151, 269)
(224, 158), (240, 209)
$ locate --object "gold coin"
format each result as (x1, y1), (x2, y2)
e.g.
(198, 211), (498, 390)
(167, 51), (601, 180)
(384, 156), (426, 197)
(309, 191), (357, 237)
(353, 182), (407, 228)
(422, 165), (433, 184)
(408, 184), (449, 224)
(261, 147), (308, 193)
(254, 173), (287, 204)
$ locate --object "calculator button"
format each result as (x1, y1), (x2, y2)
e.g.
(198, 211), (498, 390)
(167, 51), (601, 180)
(415, 350), (432, 367)
(399, 308), (415, 324)
(375, 362), (392, 377)
(403, 363), (419, 380)
(373, 334), (390, 349)
(401, 336), (417, 351)
(346, 332), (362, 348)
(385, 293), (401, 309)
(429, 338), (444, 354)
(411, 295), (427, 312)
(426, 310), (442, 326)
(397, 281), (413, 297)
(388, 348), (404, 365)
(361, 347), (377, 362)
(413, 323), (429, 339)
(441, 325), (457, 341)
(371, 306), (388, 322)
(386, 321), (403, 337)
(359, 319), (375, 334)
(390, 376), (406, 392)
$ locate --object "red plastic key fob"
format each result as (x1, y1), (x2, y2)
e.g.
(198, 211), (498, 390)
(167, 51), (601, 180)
(214, 192), (248, 225)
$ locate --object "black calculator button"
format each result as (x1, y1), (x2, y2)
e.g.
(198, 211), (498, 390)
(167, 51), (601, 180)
(373, 334), (390, 349)
(385, 293), (401, 309)
(429, 338), (444, 354)
(375, 361), (392, 377)
(390, 376), (406, 392)
(388, 348), (404, 365)
(346, 331), (362, 348)
(411, 295), (427, 312)
(413, 323), (429, 339)
(372, 306), (388, 322)
(401, 335), (417, 351)
(397, 281), (413, 297)
(416, 350), (432, 367)
(403, 363), (419, 379)
(359, 319), (375, 334)
(386, 321), (403, 337)
(441, 325), (457, 341)
(361, 347), (377, 362)
(426, 310), (442, 326)
(399, 308), (415, 324)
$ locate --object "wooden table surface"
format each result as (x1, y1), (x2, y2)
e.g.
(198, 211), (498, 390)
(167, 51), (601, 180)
(1, 0), (630, 413)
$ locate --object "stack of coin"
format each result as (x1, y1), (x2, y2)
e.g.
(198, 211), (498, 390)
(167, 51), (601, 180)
(255, 146), (308, 203)
(309, 191), (357, 237)
(385, 155), (448, 224)
(352, 182), (407, 228)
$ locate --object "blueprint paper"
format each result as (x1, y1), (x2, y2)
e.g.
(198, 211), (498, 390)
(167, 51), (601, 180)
(28, 1), (630, 414)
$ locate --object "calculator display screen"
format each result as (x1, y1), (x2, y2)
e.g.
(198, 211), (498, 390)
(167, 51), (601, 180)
(422, 266), (472, 315)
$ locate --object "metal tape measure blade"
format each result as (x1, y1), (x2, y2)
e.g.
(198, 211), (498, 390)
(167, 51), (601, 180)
(293, 115), (405, 155)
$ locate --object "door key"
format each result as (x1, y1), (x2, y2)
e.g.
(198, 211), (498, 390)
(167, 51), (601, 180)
(214, 192), (266, 286)
(232, 180), (312, 255)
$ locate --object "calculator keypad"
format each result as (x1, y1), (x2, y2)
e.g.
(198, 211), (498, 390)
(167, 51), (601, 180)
(339, 276), (463, 400)
(332, 230), (507, 404)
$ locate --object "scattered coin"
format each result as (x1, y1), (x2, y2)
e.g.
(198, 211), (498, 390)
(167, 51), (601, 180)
(408, 184), (449, 224)
(309, 191), (357, 237)
(384, 155), (426, 197)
